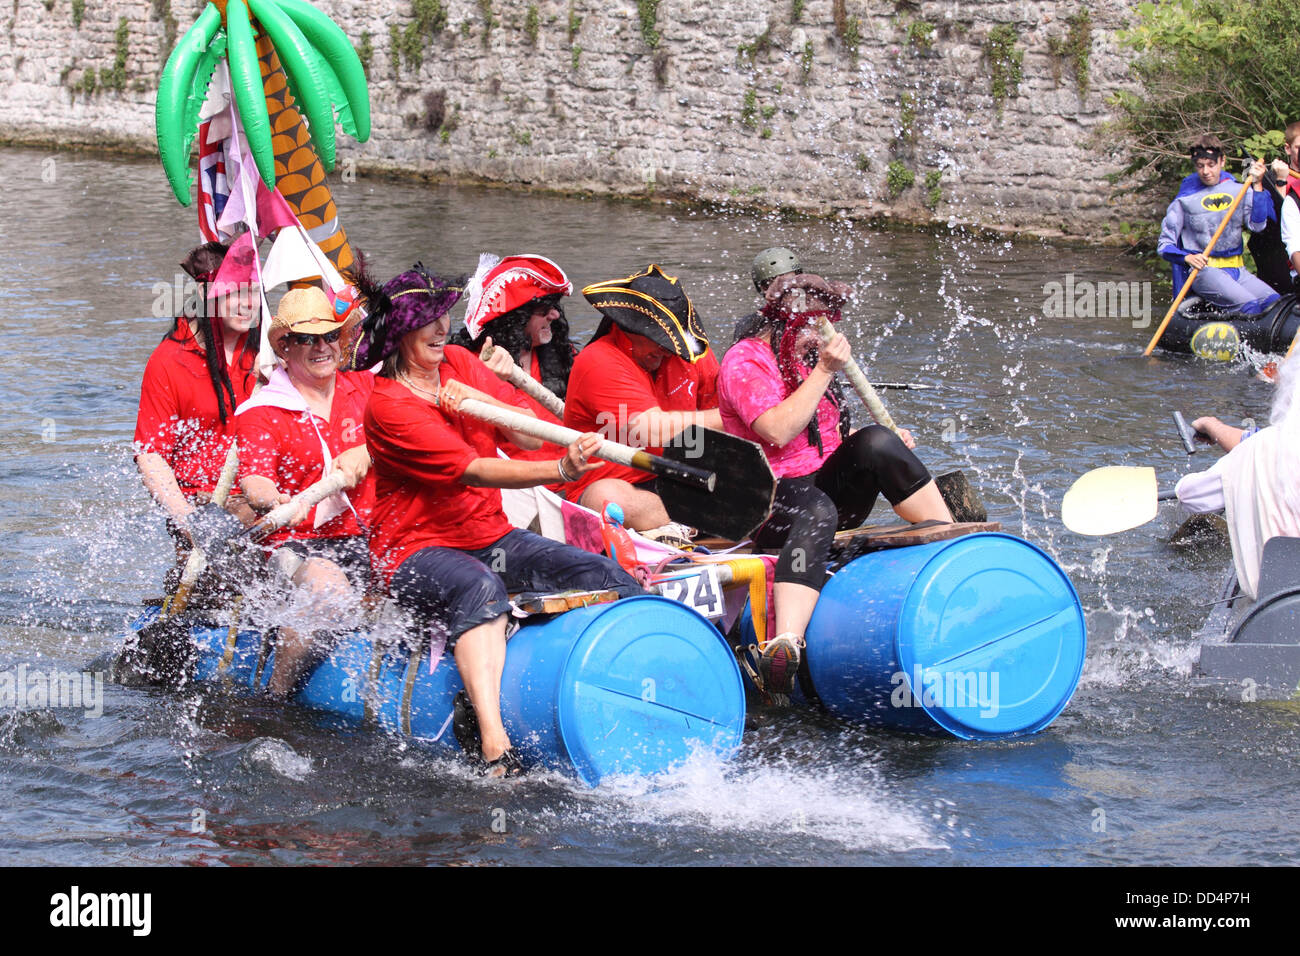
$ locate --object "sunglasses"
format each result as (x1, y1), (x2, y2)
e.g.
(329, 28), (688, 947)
(286, 328), (343, 347)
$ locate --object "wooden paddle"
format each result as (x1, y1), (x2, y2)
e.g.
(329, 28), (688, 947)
(1144, 165), (1261, 356)
(241, 470), (352, 543)
(481, 343), (566, 417)
(456, 398), (776, 541)
(814, 315), (986, 522)
(1061, 466), (1178, 536)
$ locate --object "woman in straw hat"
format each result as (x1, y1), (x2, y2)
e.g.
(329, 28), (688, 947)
(235, 285), (373, 697)
(352, 263), (643, 777)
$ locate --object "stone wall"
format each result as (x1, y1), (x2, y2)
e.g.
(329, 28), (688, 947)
(0, 0), (1157, 237)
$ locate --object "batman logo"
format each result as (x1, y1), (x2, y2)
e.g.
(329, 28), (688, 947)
(1201, 192), (1232, 211)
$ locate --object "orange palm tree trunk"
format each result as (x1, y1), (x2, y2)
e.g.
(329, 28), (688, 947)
(255, 33), (355, 272)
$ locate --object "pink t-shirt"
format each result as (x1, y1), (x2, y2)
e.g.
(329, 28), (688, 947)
(718, 338), (841, 479)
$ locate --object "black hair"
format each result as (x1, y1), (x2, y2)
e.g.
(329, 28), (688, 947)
(166, 240), (259, 425)
(450, 295), (577, 399)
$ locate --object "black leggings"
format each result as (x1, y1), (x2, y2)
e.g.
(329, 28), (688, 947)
(752, 425), (933, 590)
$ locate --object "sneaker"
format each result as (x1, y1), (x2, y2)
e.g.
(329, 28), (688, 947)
(758, 633), (804, 697)
(643, 522), (696, 551)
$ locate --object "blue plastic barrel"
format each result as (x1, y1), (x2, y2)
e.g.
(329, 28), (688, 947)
(802, 533), (1086, 738)
(167, 594), (745, 785)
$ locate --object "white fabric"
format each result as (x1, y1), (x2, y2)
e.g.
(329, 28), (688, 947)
(1281, 193), (1300, 271)
(1179, 426), (1300, 598)
(233, 368), (352, 529)
(262, 224), (346, 293)
(495, 454), (682, 563)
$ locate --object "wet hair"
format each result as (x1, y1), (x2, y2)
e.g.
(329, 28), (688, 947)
(1189, 133), (1225, 160)
(450, 294), (577, 398)
(166, 240), (259, 425)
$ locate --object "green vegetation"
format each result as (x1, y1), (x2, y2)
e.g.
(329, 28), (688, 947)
(855, 153), (871, 172)
(737, 25), (773, 66)
(571, 43), (582, 69)
(791, 0), (804, 23)
(1108, 0), (1299, 190)
(478, 0), (496, 46)
(1047, 8), (1091, 97)
(71, 0), (83, 28)
(80, 67), (96, 96)
(897, 91), (916, 143)
(388, 24), (401, 76)
(524, 4), (540, 45)
(886, 160), (914, 199)
(833, 0), (860, 63)
(400, 22), (424, 71)
(799, 39), (813, 81)
(100, 16), (129, 92)
(637, 0), (660, 50)
(567, 2), (582, 43)
(906, 19), (934, 52)
(413, 0), (448, 34)
(984, 24), (1023, 110)
(355, 32), (374, 78)
(924, 169), (943, 208)
(152, 0), (177, 64)
(740, 87), (758, 130)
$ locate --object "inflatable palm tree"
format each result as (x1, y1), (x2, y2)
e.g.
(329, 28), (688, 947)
(155, 0), (370, 270)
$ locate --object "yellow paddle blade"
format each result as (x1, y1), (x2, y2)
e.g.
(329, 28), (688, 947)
(1061, 466), (1159, 536)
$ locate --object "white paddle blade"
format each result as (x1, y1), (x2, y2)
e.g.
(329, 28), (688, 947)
(1062, 466), (1159, 536)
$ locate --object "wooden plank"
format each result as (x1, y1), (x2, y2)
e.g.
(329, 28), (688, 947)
(511, 589), (621, 615)
(832, 520), (1002, 556)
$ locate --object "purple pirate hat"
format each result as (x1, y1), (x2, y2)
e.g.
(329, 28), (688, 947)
(348, 259), (465, 369)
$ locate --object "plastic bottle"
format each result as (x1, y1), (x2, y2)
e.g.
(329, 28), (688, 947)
(600, 502), (641, 573)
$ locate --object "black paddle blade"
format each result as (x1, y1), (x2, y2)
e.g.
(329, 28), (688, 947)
(935, 470), (987, 523)
(116, 613), (197, 688)
(659, 425), (776, 541)
(186, 503), (249, 570)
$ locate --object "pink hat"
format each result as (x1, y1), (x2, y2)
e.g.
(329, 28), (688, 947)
(462, 254), (572, 339)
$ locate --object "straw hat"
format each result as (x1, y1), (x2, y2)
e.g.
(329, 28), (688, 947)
(270, 286), (344, 344)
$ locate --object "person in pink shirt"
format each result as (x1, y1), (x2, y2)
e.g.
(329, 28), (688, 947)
(719, 270), (951, 697)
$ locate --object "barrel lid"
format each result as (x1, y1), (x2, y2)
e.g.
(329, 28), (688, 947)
(556, 596), (745, 786)
(896, 534), (1086, 739)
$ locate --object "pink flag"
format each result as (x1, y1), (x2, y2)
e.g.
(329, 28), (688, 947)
(208, 230), (259, 299)
(256, 181), (301, 238)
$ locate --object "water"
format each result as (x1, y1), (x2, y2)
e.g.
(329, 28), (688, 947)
(1, 145), (1293, 866)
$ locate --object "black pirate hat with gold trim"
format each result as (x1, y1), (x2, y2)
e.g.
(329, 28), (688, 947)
(582, 264), (710, 362)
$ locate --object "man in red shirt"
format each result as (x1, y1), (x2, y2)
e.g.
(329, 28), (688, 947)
(564, 265), (721, 542)
(353, 263), (642, 777)
(135, 241), (260, 562)
(236, 286), (372, 697)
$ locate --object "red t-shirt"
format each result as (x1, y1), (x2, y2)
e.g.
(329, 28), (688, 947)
(499, 351), (567, 469)
(563, 325), (719, 501)
(133, 323), (257, 496)
(365, 345), (532, 583)
(235, 370), (377, 544)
